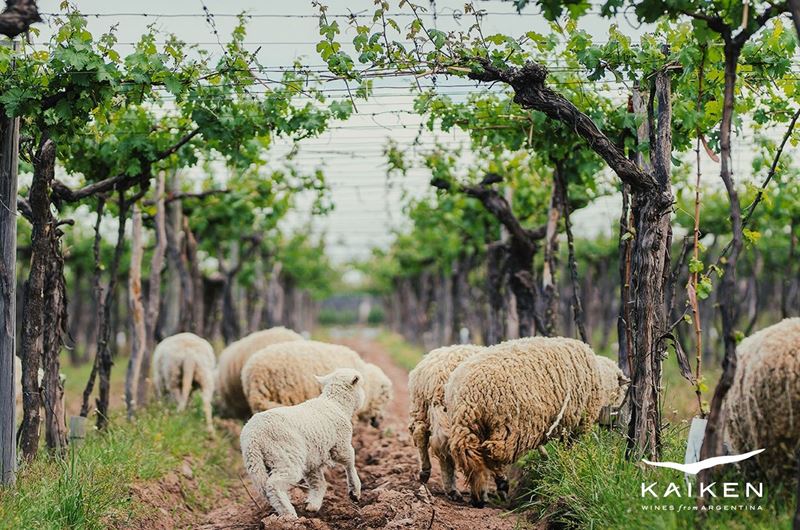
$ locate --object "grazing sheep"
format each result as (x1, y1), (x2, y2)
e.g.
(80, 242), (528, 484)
(359, 362), (393, 428)
(240, 368), (364, 517)
(152, 332), (216, 431)
(445, 336), (613, 507)
(216, 327), (304, 418)
(593, 355), (630, 418)
(723, 318), (800, 480)
(408, 344), (485, 499)
(241, 340), (392, 427)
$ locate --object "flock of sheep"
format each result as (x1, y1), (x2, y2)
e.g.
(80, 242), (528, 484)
(151, 326), (628, 516)
(408, 338), (629, 507)
(151, 327), (394, 518)
(149, 317), (800, 518)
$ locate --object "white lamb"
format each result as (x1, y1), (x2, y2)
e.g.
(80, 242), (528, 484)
(240, 368), (364, 518)
(152, 332), (216, 431)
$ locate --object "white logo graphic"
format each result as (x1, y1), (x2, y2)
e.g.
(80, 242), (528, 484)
(642, 448), (765, 475)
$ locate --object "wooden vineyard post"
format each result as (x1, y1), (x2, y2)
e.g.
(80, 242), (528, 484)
(0, 39), (18, 485)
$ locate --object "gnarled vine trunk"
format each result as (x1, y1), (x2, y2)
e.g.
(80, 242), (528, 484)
(19, 138), (68, 458)
(125, 206), (146, 418)
(485, 240), (508, 345)
(137, 171), (167, 407)
(80, 190), (132, 430)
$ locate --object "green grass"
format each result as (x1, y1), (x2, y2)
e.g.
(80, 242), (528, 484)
(373, 329), (425, 371)
(517, 426), (795, 529)
(0, 398), (238, 529)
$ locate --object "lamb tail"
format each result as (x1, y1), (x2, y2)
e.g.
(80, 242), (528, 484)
(177, 356), (196, 411)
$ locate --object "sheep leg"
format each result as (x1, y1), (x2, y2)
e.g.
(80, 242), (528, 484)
(202, 383), (214, 433)
(333, 443), (361, 502)
(264, 471), (298, 518)
(304, 468), (328, 512)
(169, 370), (182, 404)
(242, 444), (298, 517)
(439, 452), (462, 501)
(152, 364), (164, 398)
(494, 472), (509, 501)
(412, 424), (432, 483)
(467, 467), (489, 508)
(431, 434), (460, 500)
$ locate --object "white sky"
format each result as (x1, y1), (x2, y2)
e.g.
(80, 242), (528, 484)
(31, 1), (798, 263)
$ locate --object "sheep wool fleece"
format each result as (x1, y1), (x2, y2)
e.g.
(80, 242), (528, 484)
(723, 317), (800, 480)
(216, 327), (304, 418)
(593, 355), (627, 410)
(360, 361), (394, 427)
(445, 336), (603, 503)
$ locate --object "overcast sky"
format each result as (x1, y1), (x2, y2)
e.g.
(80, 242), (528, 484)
(30, 1), (797, 263)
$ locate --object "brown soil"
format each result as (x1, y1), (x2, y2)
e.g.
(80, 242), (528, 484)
(134, 331), (528, 529)
(122, 462), (198, 529)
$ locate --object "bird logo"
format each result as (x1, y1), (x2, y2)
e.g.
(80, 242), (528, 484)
(642, 449), (765, 475)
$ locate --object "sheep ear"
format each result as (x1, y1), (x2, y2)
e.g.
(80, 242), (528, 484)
(351, 374), (360, 386)
(619, 374), (631, 386)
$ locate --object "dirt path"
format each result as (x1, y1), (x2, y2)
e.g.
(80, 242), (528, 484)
(197, 332), (524, 530)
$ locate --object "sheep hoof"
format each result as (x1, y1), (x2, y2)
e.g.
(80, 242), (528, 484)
(470, 496), (485, 508)
(419, 469), (431, 483)
(349, 490), (361, 502)
(495, 477), (509, 500)
(446, 490), (463, 502)
(305, 502), (322, 512)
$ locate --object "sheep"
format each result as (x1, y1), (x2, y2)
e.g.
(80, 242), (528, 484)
(444, 336), (615, 507)
(240, 340), (393, 427)
(593, 355), (630, 420)
(722, 317), (800, 481)
(215, 327), (304, 418)
(407, 344), (485, 500)
(152, 332), (216, 431)
(240, 367), (364, 517)
(360, 361), (394, 428)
